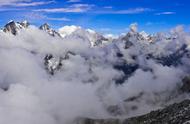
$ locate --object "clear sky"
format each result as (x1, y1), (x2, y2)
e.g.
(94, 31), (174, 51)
(0, 0), (189, 34)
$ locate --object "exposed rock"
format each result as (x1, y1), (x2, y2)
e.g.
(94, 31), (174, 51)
(124, 99), (190, 124)
(153, 44), (188, 66)
(20, 20), (30, 28)
(107, 105), (125, 116)
(3, 20), (28, 35)
(44, 54), (62, 75)
(77, 118), (122, 124)
(181, 76), (190, 93)
(44, 51), (76, 75)
(114, 62), (139, 84)
(77, 99), (190, 124)
(124, 92), (144, 102)
(40, 23), (61, 37)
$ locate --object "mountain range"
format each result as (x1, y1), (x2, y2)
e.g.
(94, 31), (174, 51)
(0, 20), (190, 124)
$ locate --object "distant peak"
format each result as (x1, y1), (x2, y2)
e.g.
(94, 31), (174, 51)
(3, 20), (29, 35)
(39, 23), (61, 37)
(43, 23), (50, 26)
(58, 25), (81, 38)
(8, 20), (14, 23)
(20, 20), (30, 28)
(130, 23), (138, 33)
(22, 20), (28, 24)
(86, 29), (96, 34)
(40, 23), (51, 27)
(40, 23), (51, 30)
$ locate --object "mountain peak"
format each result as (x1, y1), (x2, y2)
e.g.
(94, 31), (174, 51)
(20, 20), (30, 28)
(39, 23), (61, 37)
(39, 23), (51, 31)
(130, 23), (138, 33)
(8, 20), (14, 23)
(58, 25), (81, 38)
(3, 20), (26, 35)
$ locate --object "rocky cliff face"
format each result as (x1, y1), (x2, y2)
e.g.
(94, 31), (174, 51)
(39, 23), (61, 37)
(77, 99), (190, 124)
(3, 20), (29, 35)
(181, 76), (190, 93)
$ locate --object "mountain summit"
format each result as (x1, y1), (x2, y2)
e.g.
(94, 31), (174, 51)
(3, 20), (29, 35)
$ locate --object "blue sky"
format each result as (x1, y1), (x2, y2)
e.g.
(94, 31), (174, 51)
(0, 0), (189, 34)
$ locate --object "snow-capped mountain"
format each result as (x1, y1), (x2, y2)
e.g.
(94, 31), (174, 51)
(39, 23), (61, 37)
(140, 31), (154, 42)
(2, 20), (29, 35)
(58, 25), (109, 47)
(2, 20), (110, 47)
(58, 25), (81, 38)
(118, 25), (154, 47)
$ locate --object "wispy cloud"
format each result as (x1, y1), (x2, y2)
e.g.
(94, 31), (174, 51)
(10, 1), (55, 7)
(145, 21), (166, 26)
(155, 12), (176, 15)
(24, 12), (71, 21)
(103, 6), (113, 9)
(0, 0), (27, 6)
(0, 0), (54, 7)
(35, 5), (151, 14)
(100, 28), (112, 32)
(46, 17), (71, 21)
(96, 8), (152, 14)
(67, 0), (81, 3)
(112, 8), (152, 14)
(34, 4), (93, 13)
(0, 8), (25, 12)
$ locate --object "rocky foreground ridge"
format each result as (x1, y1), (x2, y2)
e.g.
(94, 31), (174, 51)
(77, 99), (190, 124)
(77, 77), (190, 124)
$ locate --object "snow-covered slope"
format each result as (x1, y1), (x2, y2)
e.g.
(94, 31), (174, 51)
(58, 25), (109, 47)
(58, 25), (81, 38)
(3, 20), (29, 35)
(39, 23), (61, 37)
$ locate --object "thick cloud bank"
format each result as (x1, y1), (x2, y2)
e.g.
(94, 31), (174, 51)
(0, 23), (190, 124)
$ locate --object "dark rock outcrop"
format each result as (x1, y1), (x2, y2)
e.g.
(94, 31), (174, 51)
(181, 76), (190, 93)
(124, 99), (190, 124)
(40, 23), (61, 37)
(44, 54), (62, 75)
(77, 99), (190, 124)
(153, 44), (188, 66)
(3, 20), (29, 35)
(44, 51), (76, 75)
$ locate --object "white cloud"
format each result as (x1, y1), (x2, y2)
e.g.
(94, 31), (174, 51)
(100, 28), (111, 32)
(0, 0), (28, 6)
(35, 4), (93, 13)
(145, 21), (166, 26)
(0, 22), (190, 124)
(23, 12), (71, 21)
(0, 8), (25, 11)
(46, 17), (71, 21)
(96, 8), (152, 14)
(0, 0), (54, 7)
(114, 8), (152, 14)
(103, 6), (113, 9)
(35, 6), (151, 14)
(10, 1), (55, 7)
(155, 12), (176, 15)
(67, 0), (81, 3)
(130, 23), (138, 32)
